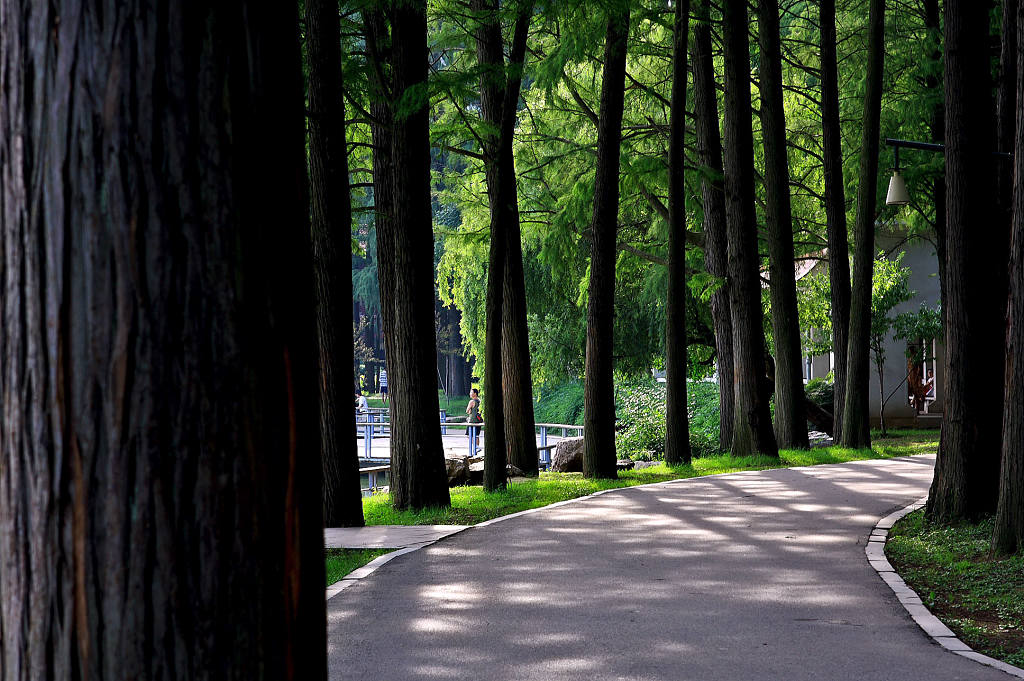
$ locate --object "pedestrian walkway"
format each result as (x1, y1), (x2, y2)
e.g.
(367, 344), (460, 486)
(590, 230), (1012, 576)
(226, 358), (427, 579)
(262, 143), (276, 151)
(324, 525), (468, 549)
(326, 456), (1016, 680)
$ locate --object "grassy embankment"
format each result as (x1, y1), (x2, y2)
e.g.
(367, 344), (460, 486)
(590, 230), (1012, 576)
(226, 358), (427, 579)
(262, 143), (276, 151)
(887, 511), (1024, 668)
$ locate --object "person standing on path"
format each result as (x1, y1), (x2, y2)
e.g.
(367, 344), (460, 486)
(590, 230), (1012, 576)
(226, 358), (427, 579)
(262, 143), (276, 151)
(379, 366), (389, 404)
(466, 388), (482, 450)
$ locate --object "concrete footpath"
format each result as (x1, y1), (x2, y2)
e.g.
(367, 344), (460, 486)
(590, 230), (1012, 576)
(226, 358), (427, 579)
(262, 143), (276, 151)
(327, 456), (1016, 680)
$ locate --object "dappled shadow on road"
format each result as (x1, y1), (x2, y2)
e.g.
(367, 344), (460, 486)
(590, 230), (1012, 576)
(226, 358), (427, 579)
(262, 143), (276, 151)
(327, 456), (1006, 680)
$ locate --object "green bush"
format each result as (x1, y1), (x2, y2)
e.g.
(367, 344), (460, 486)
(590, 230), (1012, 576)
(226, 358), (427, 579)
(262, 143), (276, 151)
(614, 378), (667, 459)
(804, 377), (834, 410)
(689, 430), (720, 459)
(536, 376), (723, 459)
(687, 381), (721, 450)
(533, 381), (585, 425)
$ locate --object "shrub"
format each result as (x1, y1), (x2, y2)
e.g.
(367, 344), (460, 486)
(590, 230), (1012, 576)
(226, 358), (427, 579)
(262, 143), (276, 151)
(533, 381), (585, 425)
(805, 377), (834, 410)
(687, 381), (721, 451)
(689, 430), (720, 459)
(614, 378), (667, 459)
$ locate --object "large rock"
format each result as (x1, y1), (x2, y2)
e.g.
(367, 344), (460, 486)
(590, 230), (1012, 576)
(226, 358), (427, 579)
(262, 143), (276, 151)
(465, 460), (527, 485)
(445, 455), (469, 486)
(551, 436), (584, 472)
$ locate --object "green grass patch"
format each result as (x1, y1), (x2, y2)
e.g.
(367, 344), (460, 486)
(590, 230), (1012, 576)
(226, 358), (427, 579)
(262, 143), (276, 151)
(362, 429), (939, 527)
(325, 548), (393, 586)
(886, 510), (1024, 668)
(365, 394), (470, 415)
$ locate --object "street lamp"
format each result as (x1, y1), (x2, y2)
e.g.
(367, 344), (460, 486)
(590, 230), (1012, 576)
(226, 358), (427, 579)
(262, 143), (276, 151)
(883, 137), (1013, 206)
(886, 145), (911, 206)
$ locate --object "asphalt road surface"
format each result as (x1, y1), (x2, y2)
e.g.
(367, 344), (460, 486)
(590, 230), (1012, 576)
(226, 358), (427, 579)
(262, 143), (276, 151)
(328, 456), (1013, 680)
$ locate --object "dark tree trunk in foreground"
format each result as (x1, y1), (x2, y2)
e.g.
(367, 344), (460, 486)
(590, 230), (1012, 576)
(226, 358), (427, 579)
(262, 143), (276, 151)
(473, 0), (538, 479)
(385, 1), (452, 509)
(692, 0), (734, 452)
(307, 0), (365, 527)
(664, 0), (693, 466)
(584, 6), (631, 478)
(994, 0), (1024, 554)
(722, 0), (778, 457)
(820, 0), (852, 440)
(0, 2), (325, 678)
(759, 0), (808, 450)
(928, 0), (1005, 523)
(839, 0), (885, 449)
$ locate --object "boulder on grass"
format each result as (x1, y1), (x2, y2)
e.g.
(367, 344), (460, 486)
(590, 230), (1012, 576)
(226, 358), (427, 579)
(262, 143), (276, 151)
(466, 460), (528, 485)
(551, 436), (584, 472)
(445, 455), (469, 486)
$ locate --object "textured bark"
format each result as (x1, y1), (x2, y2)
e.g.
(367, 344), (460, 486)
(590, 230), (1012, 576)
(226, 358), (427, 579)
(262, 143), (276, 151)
(998, 0), (1018, 222)
(924, 0), (947, 329)
(758, 0), (808, 450)
(820, 0), (852, 441)
(583, 7), (631, 479)
(307, 0), (365, 528)
(928, 0), (1006, 523)
(475, 0), (510, 491)
(692, 0), (734, 452)
(385, 1), (452, 509)
(994, 0), (1024, 553)
(722, 0), (778, 457)
(0, 2), (325, 678)
(839, 0), (885, 449)
(365, 8), (397, 402)
(472, 1), (538, 478)
(664, 0), (693, 466)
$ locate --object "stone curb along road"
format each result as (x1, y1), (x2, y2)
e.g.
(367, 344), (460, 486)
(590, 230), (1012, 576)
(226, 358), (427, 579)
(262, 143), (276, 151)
(867, 497), (1024, 679)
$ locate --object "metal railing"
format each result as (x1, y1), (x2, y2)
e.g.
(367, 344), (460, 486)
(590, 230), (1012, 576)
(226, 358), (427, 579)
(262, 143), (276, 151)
(355, 409), (583, 470)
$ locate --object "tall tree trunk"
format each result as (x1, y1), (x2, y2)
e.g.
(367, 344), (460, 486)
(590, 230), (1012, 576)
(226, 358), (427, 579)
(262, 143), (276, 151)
(307, 0), (365, 528)
(0, 2), (326, 677)
(820, 0), (852, 440)
(998, 0), (1018, 219)
(664, 0), (693, 466)
(758, 0), (808, 450)
(383, 2), (452, 509)
(993, 0), (1024, 555)
(475, 0), (509, 490)
(839, 0), (885, 449)
(365, 7), (397, 402)
(583, 6), (631, 479)
(471, 1), (538, 478)
(692, 0), (734, 452)
(722, 0), (778, 457)
(928, 0), (1006, 523)
(923, 0), (947, 330)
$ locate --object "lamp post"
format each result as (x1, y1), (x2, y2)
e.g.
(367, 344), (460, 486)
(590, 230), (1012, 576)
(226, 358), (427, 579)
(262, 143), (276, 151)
(886, 144), (911, 206)
(884, 137), (1012, 206)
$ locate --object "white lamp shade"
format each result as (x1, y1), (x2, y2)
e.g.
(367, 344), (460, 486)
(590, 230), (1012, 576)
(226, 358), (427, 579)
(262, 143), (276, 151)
(886, 171), (910, 206)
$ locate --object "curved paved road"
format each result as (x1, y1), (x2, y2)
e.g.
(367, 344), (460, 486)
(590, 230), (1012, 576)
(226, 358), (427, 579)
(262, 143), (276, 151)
(328, 456), (1011, 680)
